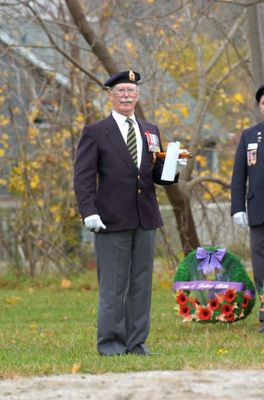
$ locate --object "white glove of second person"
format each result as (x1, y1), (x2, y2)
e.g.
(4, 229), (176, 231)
(84, 214), (106, 232)
(177, 150), (188, 172)
(233, 211), (248, 228)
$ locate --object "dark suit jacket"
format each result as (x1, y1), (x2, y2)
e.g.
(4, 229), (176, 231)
(74, 114), (178, 231)
(231, 121), (264, 227)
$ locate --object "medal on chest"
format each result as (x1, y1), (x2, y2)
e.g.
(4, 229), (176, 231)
(247, 143), (258, 166)
(145, 129), (160, 163)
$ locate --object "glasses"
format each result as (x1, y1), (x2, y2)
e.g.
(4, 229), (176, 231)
(111, 88), (139, 97)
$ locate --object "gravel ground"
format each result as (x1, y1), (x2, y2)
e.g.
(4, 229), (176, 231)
(0, 370), (264, 400)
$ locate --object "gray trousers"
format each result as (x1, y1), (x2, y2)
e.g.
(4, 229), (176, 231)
(250, 224), (264, 321)
(95, 226), (156, 355)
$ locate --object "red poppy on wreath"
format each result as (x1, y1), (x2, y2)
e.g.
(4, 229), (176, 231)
(209, 297), (220, 311)
(221, 303), (234, 316)
(179, 305), (191, 317)
(176, 291), (188, 305)
(196, 306), (212, 321)
(225, 313), (235, 322)
(224, 289), (237, 303)
(242, 294), (251, 309)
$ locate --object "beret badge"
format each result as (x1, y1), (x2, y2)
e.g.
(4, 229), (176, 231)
(129, 70), (136, 81)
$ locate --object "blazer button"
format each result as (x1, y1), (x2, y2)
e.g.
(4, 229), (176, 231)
(138, 189), (141, 194)
(137, 175), (140, 180)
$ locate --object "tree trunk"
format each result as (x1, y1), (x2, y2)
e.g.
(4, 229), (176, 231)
(165, 184), (199, 255)
(246, 4), (264, 88)
(247, 4), (264, 123)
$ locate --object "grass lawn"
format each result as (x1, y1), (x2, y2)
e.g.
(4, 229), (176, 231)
(0, 269), (263, 377)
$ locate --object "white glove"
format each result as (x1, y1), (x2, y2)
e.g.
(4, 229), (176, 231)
(177, 150), (188, 172)
(233, 211), (248, 228)
(84, 214), (106, 232)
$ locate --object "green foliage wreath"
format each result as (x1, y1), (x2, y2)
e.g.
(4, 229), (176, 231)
(173, 246), (256, 323)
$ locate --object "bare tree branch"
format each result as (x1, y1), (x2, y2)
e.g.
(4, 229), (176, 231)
(214, 0), (264, 5)
(204, 9), (247, 76)
(20, 0), (103, 87)
(187, 176), (230, 192)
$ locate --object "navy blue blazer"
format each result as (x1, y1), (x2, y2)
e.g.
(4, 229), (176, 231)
(231, 121), (264, 227)
(74, 114), (178, 231)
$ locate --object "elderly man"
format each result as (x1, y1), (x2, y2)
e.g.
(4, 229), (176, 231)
(74, 70), (187, 355)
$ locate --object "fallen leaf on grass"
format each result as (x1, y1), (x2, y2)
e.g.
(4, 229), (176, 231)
(61, 279), (71, 289)
(159, 280), (172, 289)
(217, 348), (228, 355)
(71, 363), (81, 374)
(5, 296), (21, 305)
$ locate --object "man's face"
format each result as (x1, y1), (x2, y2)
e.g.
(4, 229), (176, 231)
(259, 95), (264, 116)
(108, 83), (139, 116)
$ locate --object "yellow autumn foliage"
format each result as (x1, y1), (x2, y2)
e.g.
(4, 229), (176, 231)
(195, 155), (208, 169)
(30, 174), (40, 190)
(75, 113), (85, 123)
(124, 40), (139, 58)
(36, 199), (44, 207)
(50, 204), (62, 223)
(179, 105), (189, 118)
(236, 117), (250, 130)
(68, 207), (77, 218)
(234, 93), (244, 103)
(27, 108), (40, 123)
(62, 129), (71, 138)
(0, 178), (7, 186)
(28, 126), (39, 139)
(0, 115), (10, 126)
(1, 133), (9, 141)
(71, 97), (79, 107)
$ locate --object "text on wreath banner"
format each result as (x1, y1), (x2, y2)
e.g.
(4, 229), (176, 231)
(173, 281), (244, 291)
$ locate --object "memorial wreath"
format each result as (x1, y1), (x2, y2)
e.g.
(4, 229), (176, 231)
(173, 246), (256, 323)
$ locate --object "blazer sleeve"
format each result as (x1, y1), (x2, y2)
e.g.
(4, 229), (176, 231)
(230, 131), (248, 215)
(152, 159), (179, 185)
(151, 125), (179, 185)
(73, 126), (99, 221)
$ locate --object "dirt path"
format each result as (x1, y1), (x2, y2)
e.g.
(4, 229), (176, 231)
(0, 369), (263, 400)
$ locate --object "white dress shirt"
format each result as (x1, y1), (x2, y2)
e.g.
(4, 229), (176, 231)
(112, 110), (143, 169)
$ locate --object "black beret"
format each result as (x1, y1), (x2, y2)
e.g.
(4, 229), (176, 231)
(255, 84), (264, 103)
(104, 70), (141, 87)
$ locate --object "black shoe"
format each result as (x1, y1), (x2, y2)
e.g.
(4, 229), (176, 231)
(128, 347), (148, 355)
(258, 321), (264, 333)
(127, 345), (160, 356)
(128, 351), (160, 356)
(98, 351), (126, 356)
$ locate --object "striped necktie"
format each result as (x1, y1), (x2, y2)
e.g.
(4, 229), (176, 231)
(126, 118), (137, 166)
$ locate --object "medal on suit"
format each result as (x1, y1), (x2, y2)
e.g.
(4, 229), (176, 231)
(145, 130), (160, 163)
(247, 143), (258, 166)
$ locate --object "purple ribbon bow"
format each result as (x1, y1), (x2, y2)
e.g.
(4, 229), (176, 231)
(196, 247), (226, 275)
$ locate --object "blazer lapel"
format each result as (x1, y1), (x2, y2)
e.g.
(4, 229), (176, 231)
(137, 119), (152, 170)
(104, 114), (138, 169)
